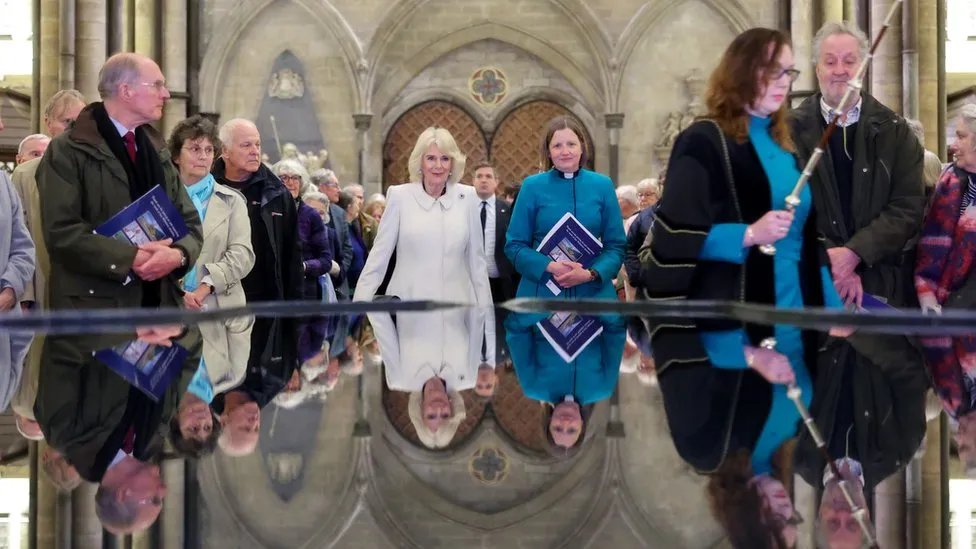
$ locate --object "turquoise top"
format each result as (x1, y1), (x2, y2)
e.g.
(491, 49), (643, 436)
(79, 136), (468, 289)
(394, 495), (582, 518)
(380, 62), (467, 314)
(187, 359), (214, 404)
(504, 168), (626, 300)
(698, 115), (843, 474)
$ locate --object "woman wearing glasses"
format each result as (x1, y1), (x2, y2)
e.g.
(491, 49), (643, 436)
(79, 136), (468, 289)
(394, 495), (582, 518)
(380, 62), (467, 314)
(640, 28), (844, 548)
(165, 115), (255, 456)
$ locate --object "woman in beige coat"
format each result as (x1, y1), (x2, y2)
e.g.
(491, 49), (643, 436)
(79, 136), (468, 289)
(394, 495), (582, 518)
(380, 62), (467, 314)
(165, 115), (255, 457)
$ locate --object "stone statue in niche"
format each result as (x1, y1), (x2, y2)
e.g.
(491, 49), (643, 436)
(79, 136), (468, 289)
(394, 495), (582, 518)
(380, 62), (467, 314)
(267, 453), (303, 483)
(281, 142), (306, 166)
(655, 69), (707, 164)
(268, 68), (305, 99)
(656, 112), (682, 149)
(303, 149), (329, 173)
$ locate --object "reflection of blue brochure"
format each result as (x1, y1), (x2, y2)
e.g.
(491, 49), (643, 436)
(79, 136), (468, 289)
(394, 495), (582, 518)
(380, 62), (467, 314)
(537, 312), (604, 362)
(536, 212), (603, 296)
(95, 341), (187, 401)
(94, 184), (189, 246)
(852, 294), (896, 313)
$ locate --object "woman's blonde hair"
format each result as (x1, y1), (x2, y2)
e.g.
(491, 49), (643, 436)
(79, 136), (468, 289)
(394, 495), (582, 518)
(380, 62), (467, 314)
(407, 389), (467, 449)
(407, 127), (467, 185)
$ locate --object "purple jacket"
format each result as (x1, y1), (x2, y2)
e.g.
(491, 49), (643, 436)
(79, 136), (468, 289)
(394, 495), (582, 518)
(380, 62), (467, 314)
(298, 201), (333, 298)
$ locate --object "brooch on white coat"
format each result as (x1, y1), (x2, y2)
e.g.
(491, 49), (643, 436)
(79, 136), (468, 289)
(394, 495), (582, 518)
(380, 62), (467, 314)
(458, 193), (465, 200)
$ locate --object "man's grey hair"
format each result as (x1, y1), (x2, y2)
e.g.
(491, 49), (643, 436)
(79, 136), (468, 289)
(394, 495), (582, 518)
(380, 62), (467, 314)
(813, 21), (870, 64)
(343, 183), (363, 193)
(310, 168), (338, 187)
(18, 134), (50, 156)
(616, 185), (640, 207)
(905, 118), (925, 147)
(97, 53), (144, 100)
(43, 89), (85, 120)
(95, 485), (138, 533)
(812, 518), (871, 549)
(217, 118), (257, 151)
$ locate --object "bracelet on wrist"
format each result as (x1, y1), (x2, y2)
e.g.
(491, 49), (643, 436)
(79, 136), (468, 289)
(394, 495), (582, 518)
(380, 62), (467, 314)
(745, 227), (755, 247)
(745, 348), (755, 367)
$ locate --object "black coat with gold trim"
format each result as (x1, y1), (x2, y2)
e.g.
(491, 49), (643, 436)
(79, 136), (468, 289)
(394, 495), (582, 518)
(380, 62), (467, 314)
(638, 120), (832, 473)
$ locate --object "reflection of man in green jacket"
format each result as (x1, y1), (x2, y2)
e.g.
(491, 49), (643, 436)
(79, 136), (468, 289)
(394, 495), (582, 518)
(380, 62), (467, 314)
(34, 52), (203, 536)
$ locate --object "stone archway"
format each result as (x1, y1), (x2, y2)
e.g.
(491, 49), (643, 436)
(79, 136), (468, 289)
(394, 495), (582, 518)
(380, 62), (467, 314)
(382, 100), (488, 189)
(488, 100), (594, 188)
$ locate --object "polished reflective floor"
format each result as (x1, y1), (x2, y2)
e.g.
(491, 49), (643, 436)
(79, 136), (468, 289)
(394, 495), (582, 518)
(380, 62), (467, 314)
(0, 299), (962, 549)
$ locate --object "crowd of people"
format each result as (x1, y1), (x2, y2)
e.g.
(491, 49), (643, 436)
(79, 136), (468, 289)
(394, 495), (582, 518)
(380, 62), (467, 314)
(0, 15), (968, 548)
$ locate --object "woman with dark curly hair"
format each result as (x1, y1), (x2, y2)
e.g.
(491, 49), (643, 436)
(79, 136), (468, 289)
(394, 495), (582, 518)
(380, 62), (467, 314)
(640, 27), (846, 548)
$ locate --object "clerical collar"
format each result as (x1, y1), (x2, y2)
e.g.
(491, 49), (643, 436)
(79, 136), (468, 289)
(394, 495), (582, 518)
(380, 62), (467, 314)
(552, 168), (580, 179)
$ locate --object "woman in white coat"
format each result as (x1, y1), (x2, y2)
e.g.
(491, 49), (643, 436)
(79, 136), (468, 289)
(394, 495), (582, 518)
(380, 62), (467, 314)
(353, 126), (490, 305)
(354, 126), (490, 449)
(164, 115), (256, 457)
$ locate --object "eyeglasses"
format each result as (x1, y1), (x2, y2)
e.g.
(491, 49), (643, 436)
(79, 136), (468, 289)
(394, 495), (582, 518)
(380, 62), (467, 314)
(182, 145), (214, 157)
(138, 80), (168, 92)
(280, 174), (303, 182)
(769, 508), (805, 529)
(768, 67), (802, 83)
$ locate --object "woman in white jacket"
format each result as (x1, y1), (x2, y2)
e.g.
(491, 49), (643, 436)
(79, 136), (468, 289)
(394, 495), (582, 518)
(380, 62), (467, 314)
(353, 126), (490, 305)
(354, 126), (490, 449)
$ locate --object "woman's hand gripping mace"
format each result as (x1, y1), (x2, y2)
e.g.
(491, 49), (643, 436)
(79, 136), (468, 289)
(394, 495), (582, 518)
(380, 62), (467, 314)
(758, 0), (903, 256)
(759, 338), (880, 548)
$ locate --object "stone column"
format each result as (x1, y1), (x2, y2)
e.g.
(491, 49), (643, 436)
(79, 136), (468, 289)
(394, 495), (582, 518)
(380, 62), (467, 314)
(36, 444), (58, 549)
(823, 0), (844, 23)
(38, 0), (61, 109)
(844, 0), (857, 23)
(352, 114), (374, 192)
(869, 0), (903, 113)
(106, 0), (123, 55)
(874, 471), (906, 549)
(604, 113), (624, 186)
(917, 0), (939, 150)
(161, 0), (188, 136)
(902, 0), (919, 119)
(791, 0), (816, 97)
(74, 0), (106, 101)
(159, 459), (185, 549)
(58, 0), (75, 91)
(793, 476), (818, 548)
(72, 482), (102, 549)
(133, 0), (155, 58)
(921, 418), (944, 548)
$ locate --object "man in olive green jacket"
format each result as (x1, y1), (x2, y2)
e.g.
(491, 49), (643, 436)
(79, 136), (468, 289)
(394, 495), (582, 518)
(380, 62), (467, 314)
(34, 52), (202, 535)
(36, 58), (201, 312)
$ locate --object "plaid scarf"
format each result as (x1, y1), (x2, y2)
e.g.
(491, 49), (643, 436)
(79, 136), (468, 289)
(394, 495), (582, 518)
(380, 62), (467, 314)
(916, 164), (976, 417)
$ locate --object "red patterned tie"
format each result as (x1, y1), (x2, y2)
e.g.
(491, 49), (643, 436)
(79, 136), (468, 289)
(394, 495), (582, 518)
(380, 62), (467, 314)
(122, 425), (136, 454)
(122, 131), (136, 164)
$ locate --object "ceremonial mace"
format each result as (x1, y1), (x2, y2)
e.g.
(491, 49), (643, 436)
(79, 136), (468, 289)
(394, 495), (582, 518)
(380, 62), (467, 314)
(758, 0), (903, 256)
(758, 338), (879, 548)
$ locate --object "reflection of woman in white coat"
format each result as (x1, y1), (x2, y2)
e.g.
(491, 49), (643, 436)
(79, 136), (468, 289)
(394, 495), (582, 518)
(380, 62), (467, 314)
(164, 116), (255, 457)
(353, 126), (490, 305)
(368, 308), (486, 448)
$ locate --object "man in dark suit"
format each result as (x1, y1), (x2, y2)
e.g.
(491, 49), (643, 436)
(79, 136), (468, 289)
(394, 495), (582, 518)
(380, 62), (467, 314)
(472, 162), (518, 302)
(310, 169), (354, 299)
(472, 162), (518, 368)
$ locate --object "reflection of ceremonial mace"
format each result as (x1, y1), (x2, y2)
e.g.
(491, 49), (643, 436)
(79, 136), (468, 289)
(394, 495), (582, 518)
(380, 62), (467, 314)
(269, 115), (283, 159)
(760, 336), (879, 547)
(759, 0), (903, 256)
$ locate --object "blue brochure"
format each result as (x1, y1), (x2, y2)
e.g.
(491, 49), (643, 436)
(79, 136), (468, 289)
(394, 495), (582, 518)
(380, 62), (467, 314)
(537, 311), (604, 362)
(852, 293), (897, 313)
(95, 184), (189, 246)
(95, 340), (187, 401)
(536, 212), (603, 296)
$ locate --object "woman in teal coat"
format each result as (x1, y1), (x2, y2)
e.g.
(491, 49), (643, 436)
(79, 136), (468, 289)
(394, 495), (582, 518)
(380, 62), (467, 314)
(504, 116), (626, 299)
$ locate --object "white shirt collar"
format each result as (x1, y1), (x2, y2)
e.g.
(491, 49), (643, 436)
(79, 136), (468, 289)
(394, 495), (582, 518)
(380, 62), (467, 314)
(479, 194), (496, 206)
(108, 116), (134, 137)
(820, 95), (863, 128)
